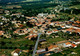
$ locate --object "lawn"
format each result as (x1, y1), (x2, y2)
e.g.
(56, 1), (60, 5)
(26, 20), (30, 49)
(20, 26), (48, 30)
(0, 38), (35, 56)
(0, 38), (35, 49)
(70, 5), (80, 9)
(47, 37), (66, 44)
(0, 49), (13, 56)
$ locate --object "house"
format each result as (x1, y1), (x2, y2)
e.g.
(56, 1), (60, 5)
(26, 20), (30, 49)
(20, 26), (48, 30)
(45, 53), (51, 56)
(46, 31), (52, 35)
(64, 28), (75, 34)
(36, 22), (42, 26)
(57, 43), (64, 48)
(2, 17), (9, 21)
(71, 44), (77, 48)
(12, 49), (22, 56)
(11, 13), (21, 16)
(48, 22), (52, 25)
(39, 39), (46, 42)
(0, 31), (4, 35)
(14, 29), (28, 35)
(65, 25), (72, 28)
(37, 13), (48, 17)
(63, 42), (72, 48)
(13, 53), (18, 56)
(22, 50), (29, 53)
(53, 49), (62, 53)
(75, 29), (80, 34)
(0, 22), (3, 25)
(25, 34), (37, 40)
(3, 34), (11, 38)
(61, 26), (66, 29)
(73, 40), (80, 45)
(48, 45), (59, 51)
(50, 22), (54, 25)
(47, 14), (55, 18)
(39, 39), (47, 44)
(5, 10), (10, 15)
(15, 49), (22, 54)
(52, 30), (58, 33)
(37, 49), (46, 54)
(75, 21), (80, 24)
(71, 52), (77, 55)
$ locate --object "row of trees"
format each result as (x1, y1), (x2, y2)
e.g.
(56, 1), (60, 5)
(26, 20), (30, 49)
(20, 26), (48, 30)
(71, 0), (80, 2)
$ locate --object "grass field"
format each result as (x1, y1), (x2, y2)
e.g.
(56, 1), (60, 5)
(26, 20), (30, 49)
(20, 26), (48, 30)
(0, 38), (35, 49)
(46, 37), (66, 44)
(70, 5), (80, 9)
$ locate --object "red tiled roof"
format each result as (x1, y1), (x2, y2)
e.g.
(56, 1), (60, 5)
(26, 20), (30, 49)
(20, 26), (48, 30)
(15, 49), (21, 53)
(75, 29), (80, 32)
(48, 31), (52, 33)
(75, 21), (80, 24)
(66, 28), (74, 32)
(53, 30), (58, 32)
(48, 45), (54, 50)
(71, 44), (77, 47)
(48, 45), (58, 50)
(65, 42), (71, 45)
(0, 31), (4, 35)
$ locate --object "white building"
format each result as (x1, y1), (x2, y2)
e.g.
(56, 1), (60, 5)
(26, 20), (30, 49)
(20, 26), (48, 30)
(13, 53), (18, 56)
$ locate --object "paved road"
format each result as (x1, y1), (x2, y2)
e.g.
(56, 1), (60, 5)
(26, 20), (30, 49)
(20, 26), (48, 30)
(32, 33), (41, 56)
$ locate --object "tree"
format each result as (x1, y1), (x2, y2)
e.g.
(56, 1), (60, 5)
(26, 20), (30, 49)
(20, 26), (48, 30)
(1, 41), (6, 46)
(71, 0), (80, 2)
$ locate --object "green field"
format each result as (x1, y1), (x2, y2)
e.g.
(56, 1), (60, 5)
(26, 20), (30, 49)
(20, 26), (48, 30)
(70, 5), (80, 9)
(0, 38), (35, 49)
(47, 37), (66, 44)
